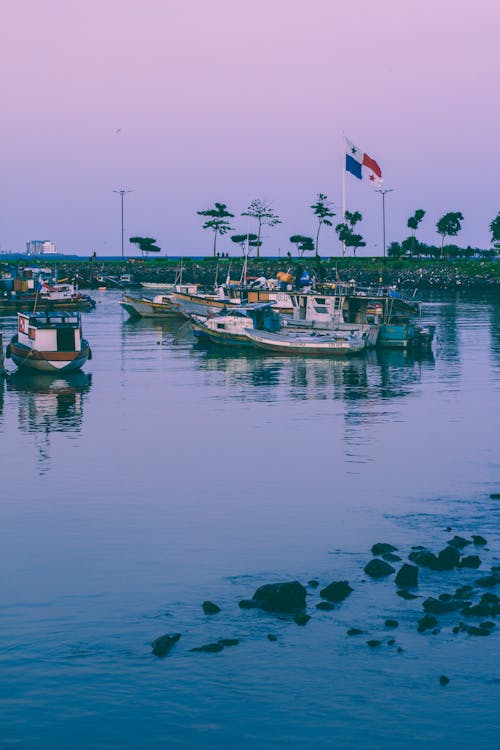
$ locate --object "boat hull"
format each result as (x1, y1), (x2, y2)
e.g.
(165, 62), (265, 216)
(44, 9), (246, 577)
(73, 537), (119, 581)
(246, 329), (365, 356)
(0, 296), (95, 315)
(8, 337), (91, 372)
(119, 294), (182, 319)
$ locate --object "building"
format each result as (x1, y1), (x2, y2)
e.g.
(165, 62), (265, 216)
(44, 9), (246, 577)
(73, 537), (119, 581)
(26, 240), (57, 255)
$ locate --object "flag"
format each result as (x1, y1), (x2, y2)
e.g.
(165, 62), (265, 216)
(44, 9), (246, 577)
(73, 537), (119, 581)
(345, 137), (383, 185)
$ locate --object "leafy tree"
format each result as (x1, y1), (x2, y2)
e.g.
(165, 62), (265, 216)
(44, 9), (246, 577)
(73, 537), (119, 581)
(310, 193), (335, 257)
(289, 235), (314, 257)
(129, 236), (161, 255)
(197, 202), (234, 257)
(407, 209), (426, 255)
(335, 211), (366, 256)
(436, 212), (463, 257)
(387, 241), (404, 258)
(230, 233), (261, 257)
(489, 212), (500, 250)
(241, 199), (281, 257)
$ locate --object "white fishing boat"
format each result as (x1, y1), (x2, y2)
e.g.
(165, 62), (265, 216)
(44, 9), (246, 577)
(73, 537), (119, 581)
(6, 311), (92, 372)
(140, 282), (175, 291)
(245, 327), (367, 356)
(119, 292), (184, 319)
(190, 303), (281, 347)
(170, 285), (242, 318)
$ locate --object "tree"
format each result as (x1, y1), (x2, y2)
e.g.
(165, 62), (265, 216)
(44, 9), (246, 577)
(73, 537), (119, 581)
(335, 211), (366, 256)
(407, 209), (426, 255)
(197, 203), (234, 257)
(489, 212), (500, 250)
(310, 193), (335, 257)
(230, 233), (261, 257)
(129, 236), (161, 256)
(436, 212), (463, 257)
(241, 199), (281, 258)
(289, 235), (314, 257)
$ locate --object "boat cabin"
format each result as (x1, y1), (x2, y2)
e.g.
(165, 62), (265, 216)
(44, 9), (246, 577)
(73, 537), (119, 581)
(17, 311), (84, 352)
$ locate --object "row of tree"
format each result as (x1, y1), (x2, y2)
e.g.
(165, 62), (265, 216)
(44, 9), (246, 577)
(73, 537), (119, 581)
(197, 198), (500, 259)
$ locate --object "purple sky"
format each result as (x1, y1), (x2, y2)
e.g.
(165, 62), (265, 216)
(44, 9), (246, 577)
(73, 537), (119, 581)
(1, 0), (499, 257)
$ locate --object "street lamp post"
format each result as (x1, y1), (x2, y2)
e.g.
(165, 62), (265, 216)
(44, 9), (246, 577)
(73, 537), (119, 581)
(113, 189), (132, 260)
(375, 188), (393, 258)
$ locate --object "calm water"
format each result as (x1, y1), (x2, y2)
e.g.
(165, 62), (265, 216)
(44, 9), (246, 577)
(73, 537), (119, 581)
(0, 291), (499, 749)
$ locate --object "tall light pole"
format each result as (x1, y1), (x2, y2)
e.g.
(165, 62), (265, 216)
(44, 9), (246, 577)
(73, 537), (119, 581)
(113, 189), (132, 260)
(375, 188), (393, 258)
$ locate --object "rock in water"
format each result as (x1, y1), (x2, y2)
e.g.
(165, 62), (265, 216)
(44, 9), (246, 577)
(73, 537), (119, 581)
(202, 600), (221, 615)
(447, 535), (471, 549)
(371, 542), (398, 556)
(293, 613), (311, 626)
(190, 642), (224, 653)
(439, 675), (450, 686)
(240, 581), (307, 613)
(459, 555), (481, 569)
(408, 549), (439, 569)
(364, 559), (395, 578)
(436, 546), (460, 570)
(152, 633), (181, 657)
(472, 535), (487, 546)
(319, 580), (353, 603)
(395, 563), (418, 588)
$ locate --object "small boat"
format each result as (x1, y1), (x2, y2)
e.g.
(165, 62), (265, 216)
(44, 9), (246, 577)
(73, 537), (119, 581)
(245, 327), (367, 356)
(119, 292), (183, 319)
(190, 303), (281, 347)
(6, 311), (92, 372)
(140, 282), (176, 291)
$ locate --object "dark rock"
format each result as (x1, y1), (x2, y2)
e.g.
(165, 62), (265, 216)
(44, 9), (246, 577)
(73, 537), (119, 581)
(417, 614), (438, 632)
(190, 642), (224, 653)
(293, 613), (311, 626)
(347, 627), (363, 636)
(316, 602), (335, 611)
(436, 545), (460, 570)
(152, 633), (182, 657)
(460, 602), (490, 617)
(481, 593), (499, 605)
(385, 619), (399, 628)
(395, 563), (418, 588)
(267, 634), (277, 642)
(438, 593), (453, 602)
(382, 553), (402, 562)
(202, 600), (221, 615)
(452, 626), (460, 634)
(371, 542), (398, 556)
(367, 639), (382, 648)
(439, 675), (450, 686)
(480, 621), (495, 630)
(466, 626), (491, 636)
(364, 559), (395, 578)
(320, 580), (353, 603)
(459, 555), (481, 569)
(408, 549), (439, 569)
(218, 638), (239, 647)
(387, 638), (396, 645)
(445, 527), (453, 532)
(447, 535), (471, 549)
(397, 647), (404, 653)
(423, 597), (462, 614)
(397, 590), (419, 600)
(244, 581), (307, 613)
(308, 579), (320, 588)
(238, 599), (255, 609)
(472, 535), (487, 546)
(475, 575), (500, 588)
(412, 545), (426, 550)
(490, 493), (500, 499)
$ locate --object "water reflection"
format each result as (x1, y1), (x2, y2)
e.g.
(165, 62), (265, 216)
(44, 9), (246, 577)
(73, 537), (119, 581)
(7, 370), (92, 434)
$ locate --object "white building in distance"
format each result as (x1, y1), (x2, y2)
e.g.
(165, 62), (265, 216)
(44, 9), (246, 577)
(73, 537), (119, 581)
(26, 240), (57, 255)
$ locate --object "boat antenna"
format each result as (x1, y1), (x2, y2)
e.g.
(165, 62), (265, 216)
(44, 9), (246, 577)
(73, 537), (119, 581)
(33, 274), (42, 314)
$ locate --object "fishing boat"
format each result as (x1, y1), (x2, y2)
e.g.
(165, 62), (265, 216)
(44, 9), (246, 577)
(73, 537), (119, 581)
(190, 303), (281, 347)
(119, 292), (183, 319)
(6, 311), (92, 372)
(245, 327), (367, 356)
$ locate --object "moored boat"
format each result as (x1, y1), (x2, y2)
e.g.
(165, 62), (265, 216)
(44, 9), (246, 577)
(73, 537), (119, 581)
(245, 327), (367, 356)
(119, 292), (183, 319)
(190, 303), (281, 347)
(6, 311), (92, 372)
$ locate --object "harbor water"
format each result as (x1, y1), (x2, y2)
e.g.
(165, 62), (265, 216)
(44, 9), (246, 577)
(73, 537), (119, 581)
(0, 290), (499, 749)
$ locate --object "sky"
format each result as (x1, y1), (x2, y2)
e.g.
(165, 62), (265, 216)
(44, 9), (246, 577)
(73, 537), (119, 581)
(1, 0), (499, 257)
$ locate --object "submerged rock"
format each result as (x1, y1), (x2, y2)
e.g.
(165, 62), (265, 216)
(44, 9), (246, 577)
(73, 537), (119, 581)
(490, 493), (500, 500)
(152, 632), (181, 657)
(454, 585), (474, 599)
(395, 563), (418, 588)
(408, 549), (439, 569)
(382, 552), (402, 562)
(308, 579), (320, 588)
(475, 575), (500, 588)
(202, 600), (221, 615)
(417, 614), (438, 632)
(367, 639), (382, 648)
(190, 642), (224, 653)
(239, 581), (307, 613)
(316, 602), (335, 611)
(267, 634), (278, 642)
(472, 535), (487, 546)
(347, 627), (363, 636)
(447, 535), (471, 549)
(319, 580), (353, 603)
(436, 546), (460, 570)
(364, 559), (395, 578)
(218, 638), (239, 647)
(397, 590), (419, 600)
(293, 613), (311, 626)
(423, 597), (463, 615)
(371, 542), (398, 556)
(385, 619), (399, 628)
(459, 555), (481, 569)
(439, 675), (450, 686)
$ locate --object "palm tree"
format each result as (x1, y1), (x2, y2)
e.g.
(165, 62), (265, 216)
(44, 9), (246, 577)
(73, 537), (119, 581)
(289, 235), (314, 257)
(241, 199), (281, 257)
(310, 193), (335, 257)
(335, 211), (366, 256)
(197, 203), (234, 257)
(407, 209), (426, 256)
(489, 212), (500, 251)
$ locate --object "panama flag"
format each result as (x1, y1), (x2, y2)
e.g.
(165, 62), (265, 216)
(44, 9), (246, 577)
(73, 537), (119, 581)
(345, 137), (383, 186)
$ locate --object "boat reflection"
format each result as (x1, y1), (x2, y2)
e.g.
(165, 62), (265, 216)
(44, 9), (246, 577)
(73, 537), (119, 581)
(6, 370), (92, 434)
